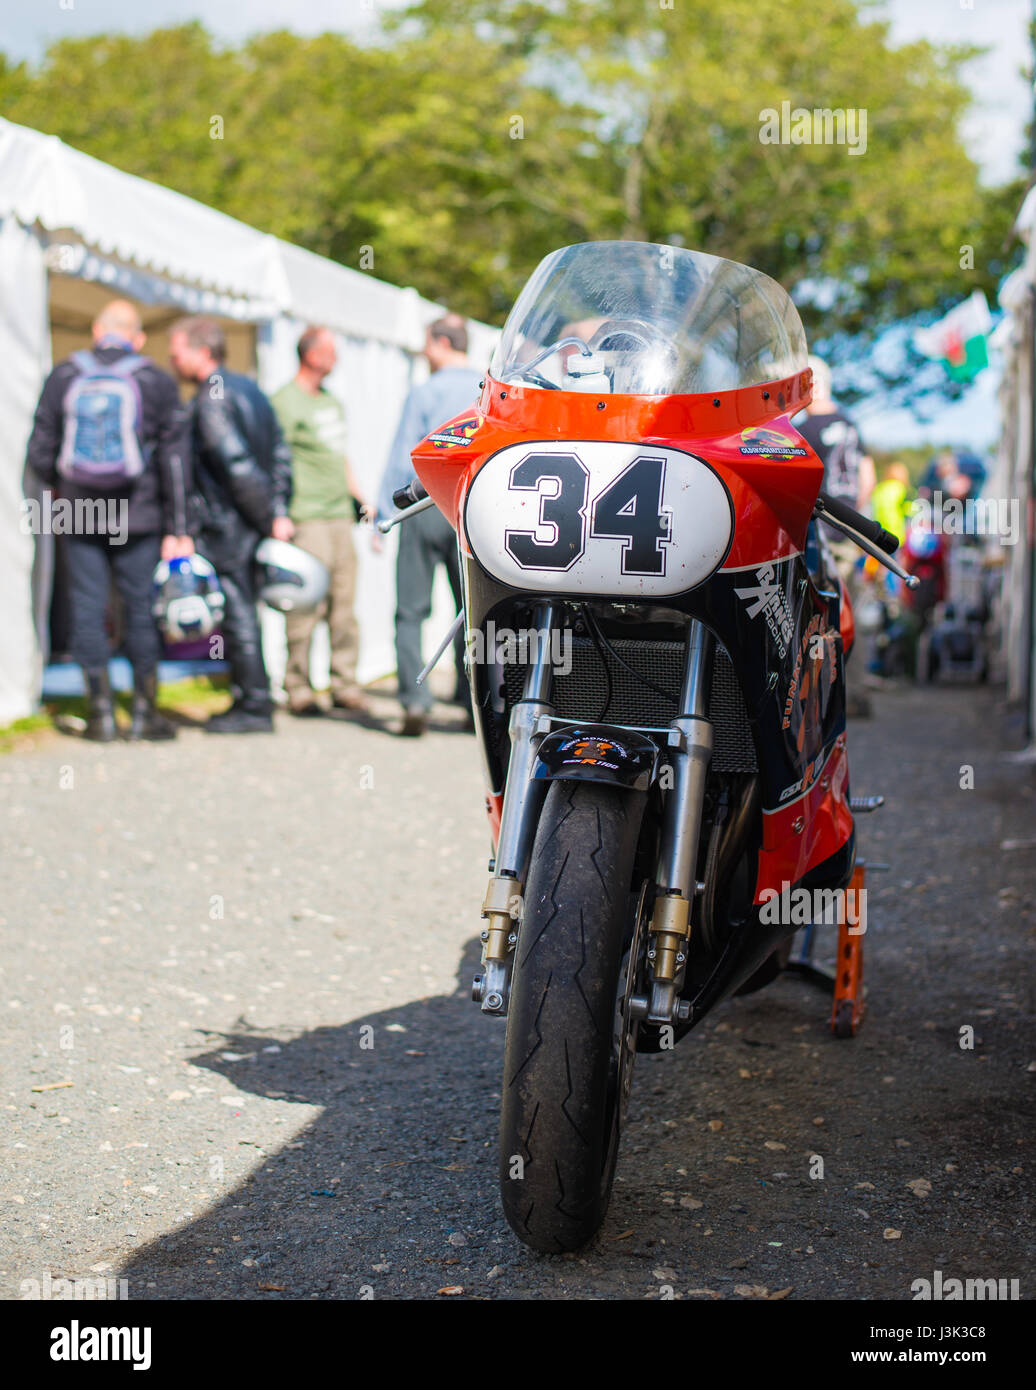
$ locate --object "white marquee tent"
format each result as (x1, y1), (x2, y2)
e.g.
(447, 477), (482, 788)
(0, 117), (498, 724)
(991, 183), (1036, 748)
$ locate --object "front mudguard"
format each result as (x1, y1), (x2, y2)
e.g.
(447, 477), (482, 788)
(533, 723), (660, 792)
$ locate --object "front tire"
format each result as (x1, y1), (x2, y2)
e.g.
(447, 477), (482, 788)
(499, 779), (646, 1253)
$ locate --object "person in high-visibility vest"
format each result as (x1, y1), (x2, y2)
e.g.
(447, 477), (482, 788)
(870, 461), (914, 549)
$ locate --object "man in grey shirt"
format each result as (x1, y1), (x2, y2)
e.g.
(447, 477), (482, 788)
(378, 315), (483, 736)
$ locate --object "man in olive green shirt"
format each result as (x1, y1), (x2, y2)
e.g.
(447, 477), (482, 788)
(272, 326), (371, 715)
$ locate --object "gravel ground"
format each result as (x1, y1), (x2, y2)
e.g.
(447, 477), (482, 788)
(0, 678), (1032, 1301)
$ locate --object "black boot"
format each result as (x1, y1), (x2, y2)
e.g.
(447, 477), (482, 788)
(84, 668), (117, 743)
(205, 699), (273, 734)
(128, 669), (177, 741)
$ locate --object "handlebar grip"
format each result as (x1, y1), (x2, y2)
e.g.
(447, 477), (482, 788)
(392, 479), (429, 510)
(816, 491), (900, 555)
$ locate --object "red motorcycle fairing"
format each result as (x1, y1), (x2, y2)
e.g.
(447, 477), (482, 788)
(412, 368), (854, 903)
(757, 732), (853, 902)
(840, 578), (856, 656)
(416, 371), (819, 566)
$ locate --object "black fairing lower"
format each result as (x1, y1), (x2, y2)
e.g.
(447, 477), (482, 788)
(461, 543), (856, 1038)
(464, 546), (847, 822)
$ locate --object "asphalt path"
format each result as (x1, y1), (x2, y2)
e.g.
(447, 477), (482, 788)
(0, 680), (1032, 1300)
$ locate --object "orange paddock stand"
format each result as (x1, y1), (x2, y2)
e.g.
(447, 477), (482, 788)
(786, 855), (883, 1038)
(831, 861), (867, 1039)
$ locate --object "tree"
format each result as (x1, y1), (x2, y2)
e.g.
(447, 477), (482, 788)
(0, 4), (1022, 343)
(394, 0), (1021, 337)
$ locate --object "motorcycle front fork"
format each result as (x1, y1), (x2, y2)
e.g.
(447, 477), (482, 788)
(473, 610), (714, 1027)
(472, 601), (556, 1016)
(633, 621), (713, 1026)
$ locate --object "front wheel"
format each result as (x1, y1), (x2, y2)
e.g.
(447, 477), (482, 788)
(499, 779), (647, 1253)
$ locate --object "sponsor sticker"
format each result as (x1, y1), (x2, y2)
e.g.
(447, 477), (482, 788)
(738, 426), (807, 457)
(429, 415), (480, 448)
(782, 616), (838, 732)
(734, 562), (795, 658)
(561, 735), (621, 769)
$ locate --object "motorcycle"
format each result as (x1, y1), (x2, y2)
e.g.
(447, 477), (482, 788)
(382, 242), (914, 1253)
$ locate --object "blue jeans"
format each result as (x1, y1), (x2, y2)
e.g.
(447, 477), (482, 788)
(394, 505), (468, 713)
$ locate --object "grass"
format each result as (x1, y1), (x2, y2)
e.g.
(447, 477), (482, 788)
(0, 674), (233, 751)
(154, 676), (232, 715)
(0, 713), (54, 754)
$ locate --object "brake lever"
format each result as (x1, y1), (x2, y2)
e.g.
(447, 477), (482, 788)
(814, 505), (920, 589)
(376, 494), (437, 533)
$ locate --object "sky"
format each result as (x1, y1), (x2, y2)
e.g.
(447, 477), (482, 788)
(873, 0), (1029, 188)
(1, 0), (1029, 449)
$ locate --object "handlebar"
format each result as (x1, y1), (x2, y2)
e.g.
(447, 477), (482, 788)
(392, 479), (429, 511)
(815, 491), (899, 555)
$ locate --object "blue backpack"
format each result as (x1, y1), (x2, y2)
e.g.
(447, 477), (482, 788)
(57, 350), (151, 488)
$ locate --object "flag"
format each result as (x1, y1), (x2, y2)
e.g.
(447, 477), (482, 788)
(913, 291), (992, 382)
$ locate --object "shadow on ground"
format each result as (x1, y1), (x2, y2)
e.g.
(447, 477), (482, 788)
(120, 937), (516, 1299)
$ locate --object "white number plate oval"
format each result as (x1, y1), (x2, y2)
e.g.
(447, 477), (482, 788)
(464, 440), (733, 597)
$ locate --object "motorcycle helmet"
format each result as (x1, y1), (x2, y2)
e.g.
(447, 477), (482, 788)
(254, 538), (330, 613)
(152, 554), (225, 643)
(904, 523), (943, 562)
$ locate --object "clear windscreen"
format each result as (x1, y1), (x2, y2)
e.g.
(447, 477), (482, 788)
(489, 242), (808, 396)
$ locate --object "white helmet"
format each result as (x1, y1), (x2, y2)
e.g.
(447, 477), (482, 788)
(152, 554), (225, 643)
(254, 538), (330, 613)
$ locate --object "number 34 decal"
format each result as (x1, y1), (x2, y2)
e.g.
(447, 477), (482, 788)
(505, 451), (671, 576)
(464, 440), (733, 598)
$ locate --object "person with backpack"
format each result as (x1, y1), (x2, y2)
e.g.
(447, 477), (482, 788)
(24, 299), (191, 742)
(168, 315), (293, 734)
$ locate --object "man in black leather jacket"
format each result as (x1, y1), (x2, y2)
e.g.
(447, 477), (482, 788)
(169, 317), (293, 733)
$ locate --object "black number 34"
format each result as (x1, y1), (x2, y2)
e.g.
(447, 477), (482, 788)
(504, 452), (671, 575)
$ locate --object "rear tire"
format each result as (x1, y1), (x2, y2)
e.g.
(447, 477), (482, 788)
(499, 779), (646, 1253)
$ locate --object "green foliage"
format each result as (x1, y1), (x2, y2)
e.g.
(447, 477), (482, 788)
(0, 4), (1022, 334)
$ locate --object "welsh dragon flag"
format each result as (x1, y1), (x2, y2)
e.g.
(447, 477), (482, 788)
(913, 291), (992, 382)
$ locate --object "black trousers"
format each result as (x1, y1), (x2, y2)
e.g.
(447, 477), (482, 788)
(63, 532), (162, 676)
(216, 563), (271, 714)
